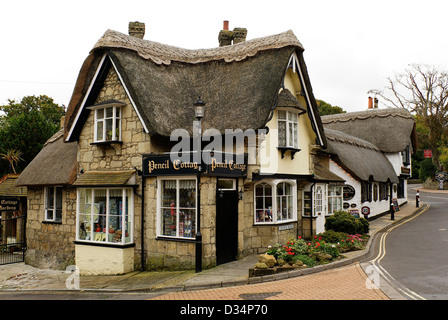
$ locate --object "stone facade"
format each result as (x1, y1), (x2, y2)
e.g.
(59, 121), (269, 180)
(25, 186), (77, 269)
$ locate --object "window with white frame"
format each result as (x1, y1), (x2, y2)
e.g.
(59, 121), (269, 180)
(94, 106), (121, 142)
(278, 110), (299, 149)
(254, 180), (296, 224)
(76, 188), (133, 244)
(327, 185), (343, 215)
(313, 184), (327, 216)
(45, 186), (62, 222)
(158, 178), (196, 239)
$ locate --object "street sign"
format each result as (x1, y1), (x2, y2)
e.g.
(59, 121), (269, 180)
(424, 149), (432, 158)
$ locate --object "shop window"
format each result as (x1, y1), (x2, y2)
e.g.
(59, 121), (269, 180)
(94, 106), (121, 142)
(45, 186), (62, 222)
(278, 110), (299, 149)
(313, 184), (326, 216)
(328, 185), (343, 215)
(77, 188), (133, 244)
(158, 178), (196, 239)
(254, 180), (296, 224)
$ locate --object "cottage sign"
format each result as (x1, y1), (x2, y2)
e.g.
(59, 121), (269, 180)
(0, 197), (20, 212)
(142, 153), (247, 177)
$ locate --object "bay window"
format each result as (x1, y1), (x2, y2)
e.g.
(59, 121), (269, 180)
(254, 180), (296, 225)
(76, 188), (133, 244)
(158, 178), (196, 239)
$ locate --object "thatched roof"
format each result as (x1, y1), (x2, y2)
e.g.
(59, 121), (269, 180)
(15, 130), (78, 187)
(64, 29), (326, 147)
(323, 128), (399, 183)
(0, 174), (26, 197)
(321, 108), (416, 153)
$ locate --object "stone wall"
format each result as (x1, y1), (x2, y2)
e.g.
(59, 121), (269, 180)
(25, 187), (77, 270)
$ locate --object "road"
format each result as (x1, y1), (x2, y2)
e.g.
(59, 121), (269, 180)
(370, 185), (448, 300)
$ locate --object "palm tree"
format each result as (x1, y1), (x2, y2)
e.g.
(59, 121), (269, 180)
(0, 149), (23, 174)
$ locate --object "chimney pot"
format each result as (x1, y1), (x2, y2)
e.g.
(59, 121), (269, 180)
(129, 21), (145, 39)
(374, 97), (378, 108)
(368, 96), (373, 109)
(223, 20), (229, 31)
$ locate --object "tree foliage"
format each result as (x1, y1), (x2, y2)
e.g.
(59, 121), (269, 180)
(317, 100), (346, 116)
(0, 95), (65, 175)
(369, 64), (448, 170)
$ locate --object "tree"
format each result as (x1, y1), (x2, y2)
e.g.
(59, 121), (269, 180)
(0, 95), (65, 175)
(317, 100), (346, 116)
(0, 149), (23, 174)
(369, 64), (448, 169)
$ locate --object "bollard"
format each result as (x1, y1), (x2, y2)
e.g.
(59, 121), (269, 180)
(416, 190), (420, 208)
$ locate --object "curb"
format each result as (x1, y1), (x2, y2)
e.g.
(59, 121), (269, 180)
(168, 203), (430, 292)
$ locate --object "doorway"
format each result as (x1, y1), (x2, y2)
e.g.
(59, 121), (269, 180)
(215, 178), (238, 265)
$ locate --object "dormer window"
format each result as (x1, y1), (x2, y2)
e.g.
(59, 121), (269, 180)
(87, 100), (125, 144)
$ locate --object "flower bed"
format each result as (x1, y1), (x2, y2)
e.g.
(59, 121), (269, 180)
(250, 231), (369, 277)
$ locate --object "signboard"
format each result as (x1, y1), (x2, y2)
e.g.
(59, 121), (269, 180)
(142, 152), (247, 177)
(424, 149), (432, 158)
(343, 185), (355, 201)
(392, 198), (399, 212)
(0, 197), (20, 212)
(361, 206), (370, 216)
(278, 224), (294, 231)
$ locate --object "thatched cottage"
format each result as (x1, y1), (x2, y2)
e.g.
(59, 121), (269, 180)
(16, 21), (337, 274)
(321, 103), (417, 220)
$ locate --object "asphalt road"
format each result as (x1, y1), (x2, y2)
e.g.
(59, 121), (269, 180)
(375, 186), (448, 300)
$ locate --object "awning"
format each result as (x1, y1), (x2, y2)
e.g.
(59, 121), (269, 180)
(72, 170), (137, 187)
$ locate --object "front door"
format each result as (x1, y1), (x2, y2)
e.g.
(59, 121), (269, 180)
(216, 179), (238, 265)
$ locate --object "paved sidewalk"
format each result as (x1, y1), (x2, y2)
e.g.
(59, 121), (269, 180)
(0, 198), (428, 300)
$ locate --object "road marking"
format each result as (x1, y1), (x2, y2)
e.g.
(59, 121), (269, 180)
(370, 204), (431, 300)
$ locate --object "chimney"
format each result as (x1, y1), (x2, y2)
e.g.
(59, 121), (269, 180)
(129, 21), (145, 39)
(218, 20), (233, 47)
(368, 96), (373, 109)
(232, 27), (247, 44)
(374, 97), (378, 108)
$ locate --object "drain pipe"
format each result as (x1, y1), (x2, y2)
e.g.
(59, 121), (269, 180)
(134, 168), (145, 271)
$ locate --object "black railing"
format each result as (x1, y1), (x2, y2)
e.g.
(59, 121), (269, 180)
(0, 215), (26, 265)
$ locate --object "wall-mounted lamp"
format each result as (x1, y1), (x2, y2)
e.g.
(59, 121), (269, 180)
(239, 187), (244, 201)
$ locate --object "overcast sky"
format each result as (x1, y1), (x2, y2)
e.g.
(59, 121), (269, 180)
(1, 0), (447, 112)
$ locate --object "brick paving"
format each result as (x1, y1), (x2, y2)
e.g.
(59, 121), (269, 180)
(150, 263), (388, 300)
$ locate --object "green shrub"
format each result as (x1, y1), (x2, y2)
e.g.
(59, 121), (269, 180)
(295, 254), (316, 267)
(317, 230), (348, 243)
(325, 211), (369, 234)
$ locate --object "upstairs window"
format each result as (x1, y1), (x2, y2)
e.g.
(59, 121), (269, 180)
(95, 106), (121, 142)
(278, 110), (299, 149)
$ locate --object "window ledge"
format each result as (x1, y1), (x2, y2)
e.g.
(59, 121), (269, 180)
(43, 220), (62, 225)
(91, 140), (123, 146)
(74, 240), (135, 249)
(277, 147), (301, 159)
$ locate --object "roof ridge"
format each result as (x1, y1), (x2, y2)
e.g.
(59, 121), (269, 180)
(321, 108), (414, 124)
(92, 29), (303, 65)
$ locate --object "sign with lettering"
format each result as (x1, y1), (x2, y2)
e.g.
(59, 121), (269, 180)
(424, 149), (432, 158)
(142, 152), (247, 177)
(0, 197), (20, 212)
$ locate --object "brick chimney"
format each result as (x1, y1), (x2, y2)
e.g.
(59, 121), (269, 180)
(129, 21), (145, 39)
(218, 20), (233, 47)
(218, 21), (247, 46)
